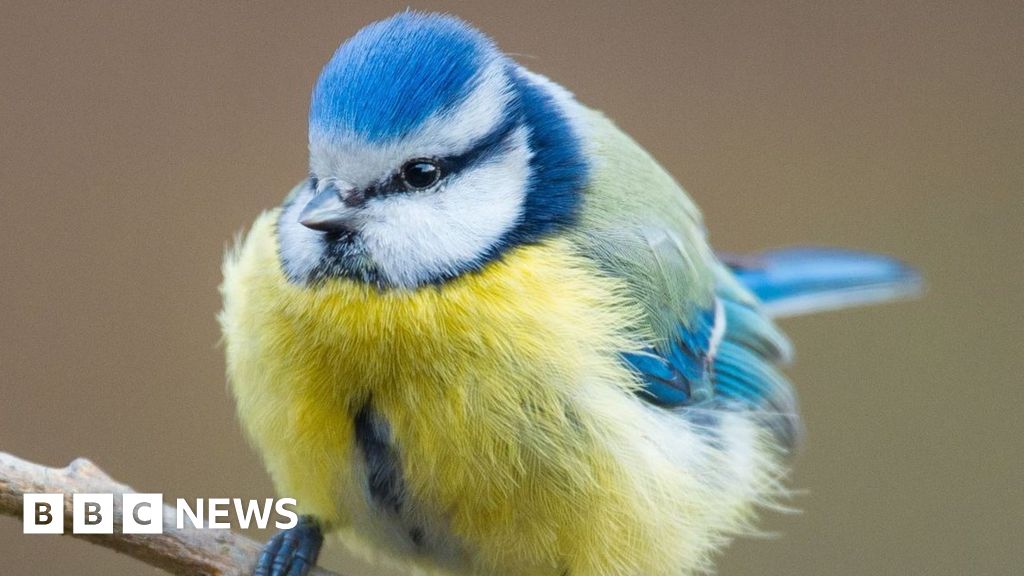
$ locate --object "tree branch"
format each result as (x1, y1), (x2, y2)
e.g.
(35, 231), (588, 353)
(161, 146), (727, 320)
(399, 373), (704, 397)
(0, 452), (340, 576)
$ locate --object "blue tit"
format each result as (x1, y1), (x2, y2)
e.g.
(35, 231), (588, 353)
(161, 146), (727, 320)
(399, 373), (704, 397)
(220, 12), (921, 576)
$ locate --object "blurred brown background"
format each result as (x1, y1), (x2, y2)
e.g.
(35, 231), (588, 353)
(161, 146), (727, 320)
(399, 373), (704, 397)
(1, 1), (1021, 574)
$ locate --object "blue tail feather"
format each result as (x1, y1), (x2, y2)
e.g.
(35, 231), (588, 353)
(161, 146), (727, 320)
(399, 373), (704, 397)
(724, 247), (923, 318)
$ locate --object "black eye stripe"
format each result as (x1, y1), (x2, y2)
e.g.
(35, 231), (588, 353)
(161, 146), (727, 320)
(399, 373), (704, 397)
(341, 107), (523, 202)
(444, 111), (520, 174)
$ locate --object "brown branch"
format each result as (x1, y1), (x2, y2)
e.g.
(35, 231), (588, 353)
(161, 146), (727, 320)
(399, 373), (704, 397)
(0, 452), (340, 576)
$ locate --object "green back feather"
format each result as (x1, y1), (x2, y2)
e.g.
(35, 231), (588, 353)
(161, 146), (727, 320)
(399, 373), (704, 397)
(569, 110), (716, 351)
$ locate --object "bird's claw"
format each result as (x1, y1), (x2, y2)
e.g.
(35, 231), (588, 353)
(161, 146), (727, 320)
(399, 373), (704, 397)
(253, 515), (323, 576)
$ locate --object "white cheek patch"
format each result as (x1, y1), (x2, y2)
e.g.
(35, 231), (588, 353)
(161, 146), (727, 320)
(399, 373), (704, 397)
(359, 128), (531, 288)
(276, 184), (326, 281)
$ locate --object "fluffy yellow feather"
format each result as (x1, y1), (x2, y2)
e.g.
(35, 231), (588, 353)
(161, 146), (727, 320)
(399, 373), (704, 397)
(221, 210), (777, 575)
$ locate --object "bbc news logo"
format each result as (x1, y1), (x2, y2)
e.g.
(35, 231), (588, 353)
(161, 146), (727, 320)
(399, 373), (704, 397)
(23, 493), (298, 534)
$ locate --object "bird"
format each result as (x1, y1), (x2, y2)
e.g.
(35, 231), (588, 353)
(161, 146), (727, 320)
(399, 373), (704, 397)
(220, 12), (921, 576)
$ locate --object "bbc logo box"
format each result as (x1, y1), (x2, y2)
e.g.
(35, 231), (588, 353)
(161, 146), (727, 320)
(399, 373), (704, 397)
(23, 493), (296, 534)
(23, 493), (164, 534)
(23, 494), (64, 534)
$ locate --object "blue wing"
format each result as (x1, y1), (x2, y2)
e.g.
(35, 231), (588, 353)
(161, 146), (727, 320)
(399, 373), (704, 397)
(621, 305), (717, 407)
(710, 270), (801, 448)
(622, 266), (801, 449)
(623, 247), (920, 450)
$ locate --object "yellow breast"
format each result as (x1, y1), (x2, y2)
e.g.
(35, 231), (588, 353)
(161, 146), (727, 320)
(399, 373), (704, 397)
(221, 211), (719, 575)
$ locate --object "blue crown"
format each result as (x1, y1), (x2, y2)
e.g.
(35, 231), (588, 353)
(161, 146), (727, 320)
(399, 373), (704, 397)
(309, 12), (497, 143)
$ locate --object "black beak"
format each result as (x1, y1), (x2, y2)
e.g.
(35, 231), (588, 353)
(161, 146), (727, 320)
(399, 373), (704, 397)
(298, 188), (357, 233)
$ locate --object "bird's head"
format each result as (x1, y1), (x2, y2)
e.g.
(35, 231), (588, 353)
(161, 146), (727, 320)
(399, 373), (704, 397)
(277, 12), (589, 288)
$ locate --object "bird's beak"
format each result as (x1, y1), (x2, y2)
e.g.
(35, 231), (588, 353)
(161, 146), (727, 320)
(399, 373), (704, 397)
(299, 187), (357, 233)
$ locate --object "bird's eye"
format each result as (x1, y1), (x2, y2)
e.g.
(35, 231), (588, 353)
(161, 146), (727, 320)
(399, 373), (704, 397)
(400, 159), (442, 190)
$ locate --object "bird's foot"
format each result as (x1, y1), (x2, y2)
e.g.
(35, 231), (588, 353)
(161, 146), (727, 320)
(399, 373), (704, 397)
(253, 515), (323, 576)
